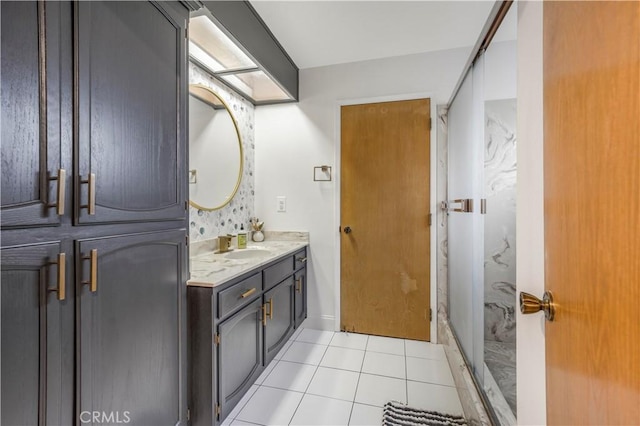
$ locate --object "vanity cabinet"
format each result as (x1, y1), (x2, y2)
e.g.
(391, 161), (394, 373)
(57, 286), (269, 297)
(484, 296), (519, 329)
(264, 276), (296, 364)
(216, 298), (264, 422)
(188, 248), (308, 425)
(1, 1), (190, 424)
(294, 267), (307, 328)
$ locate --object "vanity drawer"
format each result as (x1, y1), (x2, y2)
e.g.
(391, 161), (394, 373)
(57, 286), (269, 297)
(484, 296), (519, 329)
(293, 248), (307, 271)
(218, 272), (262, 319)
(263, 256), (294, 291)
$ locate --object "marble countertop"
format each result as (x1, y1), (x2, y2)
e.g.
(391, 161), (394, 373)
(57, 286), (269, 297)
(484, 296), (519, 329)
(188, 239), (308, 288)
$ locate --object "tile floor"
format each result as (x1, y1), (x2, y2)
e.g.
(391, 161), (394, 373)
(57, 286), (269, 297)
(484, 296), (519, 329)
(222, 328), (464, 426)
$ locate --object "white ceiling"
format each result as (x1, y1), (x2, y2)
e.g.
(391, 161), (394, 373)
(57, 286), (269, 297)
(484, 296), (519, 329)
(249, 1), (497, 69)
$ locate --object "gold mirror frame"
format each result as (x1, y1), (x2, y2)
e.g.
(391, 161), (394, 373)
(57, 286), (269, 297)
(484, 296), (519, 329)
(188, 84), (244, 211)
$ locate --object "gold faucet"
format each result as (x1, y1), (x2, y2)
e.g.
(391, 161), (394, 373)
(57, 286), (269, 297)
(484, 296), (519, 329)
(217, 235), (232, 253)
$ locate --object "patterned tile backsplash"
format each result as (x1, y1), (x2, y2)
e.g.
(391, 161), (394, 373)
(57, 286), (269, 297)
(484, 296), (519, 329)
(188, 63), (256, 242)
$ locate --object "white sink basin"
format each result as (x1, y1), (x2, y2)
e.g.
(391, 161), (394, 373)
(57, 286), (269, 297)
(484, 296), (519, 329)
(225, 249), (271, 260)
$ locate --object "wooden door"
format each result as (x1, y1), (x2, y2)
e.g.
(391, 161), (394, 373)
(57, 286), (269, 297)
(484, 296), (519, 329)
(1, 242), (68, 424)
(264, 277), (295, 364)
(75, 1), (187, 225)
(543, 2), (640, 423)
(1, 1), (65, 229)
(341, 99), (431, 341)
(77, 230), (187, 424)
(217, 298), (263, 423)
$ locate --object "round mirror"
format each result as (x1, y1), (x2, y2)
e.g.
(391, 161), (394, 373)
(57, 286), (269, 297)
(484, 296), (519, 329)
(189, 84), (243, 210)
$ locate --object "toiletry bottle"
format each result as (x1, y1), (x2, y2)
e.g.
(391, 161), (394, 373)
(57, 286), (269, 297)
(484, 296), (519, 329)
(238, 225), (247, 249)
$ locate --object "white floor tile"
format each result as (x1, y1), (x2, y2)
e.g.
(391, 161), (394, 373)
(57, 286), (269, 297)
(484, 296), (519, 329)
(406, 381), (464, 416)
(366, 335), (405, 356)
(236, 386), (303, 425)
(361, 351), (406, 379)
(320, 346), (365, 372)
(290, 394), (353, 426)
(330, 332), (368, 350)
(281, 341), (327, 365)
(349, 403), (383, 426)
(354, 373), (407, 407)
(227, 385), (259, 420)
(306, 366), (360, 401)
(405, 340), (447, 361)
(253, 360), (278, 385)
(261, 361), (317, 392)
(274, 340), (294, 360)
(230, 420), (262, 426)
(296, 328), (335, 345)
(406, 357), (455, 386)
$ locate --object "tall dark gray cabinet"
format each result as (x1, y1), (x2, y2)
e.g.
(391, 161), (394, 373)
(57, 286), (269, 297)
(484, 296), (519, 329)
(1, 1), (190, 424)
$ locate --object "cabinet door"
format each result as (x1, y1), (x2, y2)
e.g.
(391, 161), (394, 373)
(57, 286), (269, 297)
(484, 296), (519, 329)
(1, 1), (66, 229)
(1, 242), (69, 424)
(77, 230), (187, 425)
(294, 268), (307, 329)
(264, 276), (295, 364)
(75, 1), (187, 225)
(216, 298), (264, 423)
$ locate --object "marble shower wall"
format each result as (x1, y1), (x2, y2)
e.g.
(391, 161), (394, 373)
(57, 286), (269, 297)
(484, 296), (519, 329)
(188, 63), (256, 242)
(484, 99), (517, 343)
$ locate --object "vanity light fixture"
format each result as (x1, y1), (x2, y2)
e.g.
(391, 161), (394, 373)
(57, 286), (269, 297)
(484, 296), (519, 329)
(188, 6), (297, 104)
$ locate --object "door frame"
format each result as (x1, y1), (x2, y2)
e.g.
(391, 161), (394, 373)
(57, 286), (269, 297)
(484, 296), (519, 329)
(333, 92), (438, 343)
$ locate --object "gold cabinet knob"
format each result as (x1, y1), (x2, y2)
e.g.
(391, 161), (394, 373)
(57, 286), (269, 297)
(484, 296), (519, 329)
(520, 291), (555, 321)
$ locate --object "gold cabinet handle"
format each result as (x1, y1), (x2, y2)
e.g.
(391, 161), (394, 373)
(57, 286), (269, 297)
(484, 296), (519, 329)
(296, 256), (307, 263)
(48, 253), (66, 301)
(241, 288), (257, 298)
(82, 249), (98, 292)
(520, 291), (555, 321)
(262, 304), (267, 326)
(295, 277), (302, 293)
(266, 297), (273, 320)
(48, 169), (66, 215)
(80, 173), (96, 215)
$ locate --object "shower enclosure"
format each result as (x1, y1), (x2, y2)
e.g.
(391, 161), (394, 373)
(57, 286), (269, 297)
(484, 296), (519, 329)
(447, 4), (517, 424)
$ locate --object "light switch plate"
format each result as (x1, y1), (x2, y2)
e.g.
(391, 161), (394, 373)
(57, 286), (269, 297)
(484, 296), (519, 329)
(276, 196), (286, 212)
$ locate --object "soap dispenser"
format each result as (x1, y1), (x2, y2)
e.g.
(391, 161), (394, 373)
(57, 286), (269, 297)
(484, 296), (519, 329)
(237, 225), (247, 249)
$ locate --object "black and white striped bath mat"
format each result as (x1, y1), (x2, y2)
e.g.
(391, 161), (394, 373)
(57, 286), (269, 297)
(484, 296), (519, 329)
(382, 401), (467, 426)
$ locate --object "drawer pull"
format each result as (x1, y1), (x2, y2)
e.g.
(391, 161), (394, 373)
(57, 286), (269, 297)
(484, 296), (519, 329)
(82, 249), (98, 292)
(262, 304), (267, 326)
(48, 169), (66, 215)
(267, 297), (273, 320)
(48, 252), (66, 301)
(296, 256), (307, 263)
(241, 287), (257, 298)
(80, 173), (96, 215)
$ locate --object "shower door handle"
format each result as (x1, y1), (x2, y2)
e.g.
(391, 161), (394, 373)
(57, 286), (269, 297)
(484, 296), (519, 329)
(443, 199), (474, 213)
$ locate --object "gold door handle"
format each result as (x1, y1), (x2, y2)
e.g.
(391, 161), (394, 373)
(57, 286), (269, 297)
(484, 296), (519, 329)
(48, 253), (66, 301)
(520, 291), (555, 321)
(48, 169), (66, 215)
(80, 173), (96, 215)
(266, 297), (273, 320)
(295, 277), (302, 293)
(241, 288), (256, 298)
(262, 304), (267, 326)
(82, 249), (98, 292)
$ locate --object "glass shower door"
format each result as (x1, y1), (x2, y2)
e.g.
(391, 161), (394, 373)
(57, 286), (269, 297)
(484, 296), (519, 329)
(447, 55), (485, 384)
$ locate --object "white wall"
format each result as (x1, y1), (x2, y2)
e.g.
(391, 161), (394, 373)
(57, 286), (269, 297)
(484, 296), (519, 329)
(485, 40), (517, 101)
(516, 1), (546, 424)
(254, 47), (470, 332)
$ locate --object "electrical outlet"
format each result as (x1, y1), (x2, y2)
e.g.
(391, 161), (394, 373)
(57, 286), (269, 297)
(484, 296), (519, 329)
(276, 196), (286, 212)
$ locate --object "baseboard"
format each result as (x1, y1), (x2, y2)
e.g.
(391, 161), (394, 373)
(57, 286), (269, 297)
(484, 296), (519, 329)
(299, 315), (335, 331)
